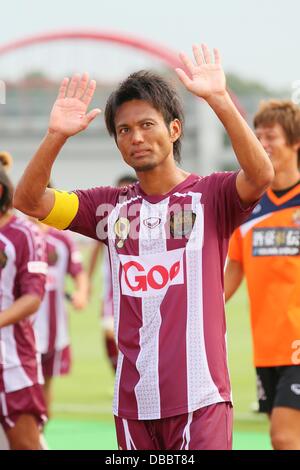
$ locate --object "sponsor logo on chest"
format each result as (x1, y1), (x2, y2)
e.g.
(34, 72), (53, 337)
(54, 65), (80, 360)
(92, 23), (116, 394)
(119, 248), (184, 297)
(252, 227), (300, 256)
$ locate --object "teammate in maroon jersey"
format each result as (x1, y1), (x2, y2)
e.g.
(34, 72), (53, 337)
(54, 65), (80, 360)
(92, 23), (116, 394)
(14, 44), (274, 449)
(34, 226), (88, 416)
(0, 164), (47, 450)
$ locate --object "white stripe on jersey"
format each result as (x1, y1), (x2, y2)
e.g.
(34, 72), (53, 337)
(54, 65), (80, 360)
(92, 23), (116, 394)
(0, 233), (16, 310)
(108, 206), (124, 415)
(34, 294), (50, 353)
(186, 194), (222, 409)
(134, 198), (170, 419)
(114, 352), (124, 414)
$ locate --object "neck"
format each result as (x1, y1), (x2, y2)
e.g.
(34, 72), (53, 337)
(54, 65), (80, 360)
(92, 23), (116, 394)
(136, 159), (189, 195)
(271, 167), (300, 190)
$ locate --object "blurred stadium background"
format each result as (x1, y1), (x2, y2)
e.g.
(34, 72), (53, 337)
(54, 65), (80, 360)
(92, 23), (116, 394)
(0, 28), (291, 450)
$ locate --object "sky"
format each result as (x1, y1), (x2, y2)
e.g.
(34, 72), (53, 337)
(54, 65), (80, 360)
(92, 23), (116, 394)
(0, 0), (299, 90)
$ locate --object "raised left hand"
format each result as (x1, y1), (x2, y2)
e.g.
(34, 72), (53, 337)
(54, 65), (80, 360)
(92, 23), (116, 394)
(175, 44), (226, 100)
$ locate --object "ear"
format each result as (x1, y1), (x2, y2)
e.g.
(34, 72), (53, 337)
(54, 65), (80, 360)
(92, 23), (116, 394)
(295, 140), (300, 152)
(169, 119), (182, 143)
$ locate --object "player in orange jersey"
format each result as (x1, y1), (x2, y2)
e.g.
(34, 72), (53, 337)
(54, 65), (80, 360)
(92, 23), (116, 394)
(225, 100), (300, 450)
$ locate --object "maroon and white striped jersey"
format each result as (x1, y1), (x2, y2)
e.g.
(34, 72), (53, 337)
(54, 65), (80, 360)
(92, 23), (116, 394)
(34, 229), (83, 354)
(68, 172), (255, 420)
(0, 215), (47, 393)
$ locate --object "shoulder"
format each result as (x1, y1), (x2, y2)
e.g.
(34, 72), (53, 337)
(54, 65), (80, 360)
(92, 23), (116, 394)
(7, 217), (45, 264)
(74, 185), (123, 208)
(9, 216), (43, 245)
(201, 171), (237, 187)
(47, 226), (70, 244)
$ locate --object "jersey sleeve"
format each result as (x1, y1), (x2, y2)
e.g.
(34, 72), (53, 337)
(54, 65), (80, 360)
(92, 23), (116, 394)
(207, 171), (257, 239)
(16, 224), (47, 299)
(228, 228), (243, 265)
(41, 186), (121, 243)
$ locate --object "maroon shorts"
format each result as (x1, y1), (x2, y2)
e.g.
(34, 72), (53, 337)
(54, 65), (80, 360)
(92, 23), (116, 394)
(115, 402), (233, 450)
(0, 383), (47, 431)
(41, 346), (71, 378)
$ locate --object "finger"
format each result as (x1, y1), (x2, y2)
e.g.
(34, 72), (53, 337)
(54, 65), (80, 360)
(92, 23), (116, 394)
(66, 74), (80, 98)
(213, 48), (221, 65)
(75, 72), (89, 99)
(201, 44), (211, 64)
(81, 79), (97, 106)
(179, 52), (195, 74)
(175, 68), (193, 89)
(85, 108), (101, 125)
(57, 77), (69, 99)
(192, 44), (204, 66)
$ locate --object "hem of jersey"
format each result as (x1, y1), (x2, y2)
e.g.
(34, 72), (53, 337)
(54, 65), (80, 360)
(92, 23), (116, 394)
(21, 290), (44, 300)
(255, 360), (299, 367)
(113, 396), (231, 420)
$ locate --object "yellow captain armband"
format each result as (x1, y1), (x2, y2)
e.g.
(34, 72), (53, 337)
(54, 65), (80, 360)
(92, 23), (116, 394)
(40, 189), (79, 230)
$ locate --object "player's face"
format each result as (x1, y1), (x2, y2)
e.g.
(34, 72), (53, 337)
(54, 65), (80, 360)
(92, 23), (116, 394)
(255, 123), (298, 172)
(114, 100), (180, 172)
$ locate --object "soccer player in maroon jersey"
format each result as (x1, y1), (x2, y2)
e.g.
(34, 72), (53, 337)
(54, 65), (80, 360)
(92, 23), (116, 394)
(14, 44), (274, 449)
(0, 164), (47, 450)
(34, 225), (88, 416)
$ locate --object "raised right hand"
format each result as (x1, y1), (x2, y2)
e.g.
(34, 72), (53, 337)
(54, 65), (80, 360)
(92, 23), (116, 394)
(48, 73), (101, 138)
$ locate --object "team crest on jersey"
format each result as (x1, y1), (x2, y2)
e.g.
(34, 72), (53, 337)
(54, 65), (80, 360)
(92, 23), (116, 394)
(0, 250), (7, 268)
(47, 249), (58, 266)
(169, 210), (196, 238)
(292, 209), (300, 226)
(114, 217), (130, 249)
(143, 217), (161, 229)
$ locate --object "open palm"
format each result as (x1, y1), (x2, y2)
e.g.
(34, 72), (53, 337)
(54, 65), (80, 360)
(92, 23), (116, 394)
(49, 73), (101, 137)
(176, 44), (226, 99)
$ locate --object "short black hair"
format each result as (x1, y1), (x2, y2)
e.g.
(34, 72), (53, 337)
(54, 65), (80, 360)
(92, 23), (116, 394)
(116, 174), (138, 186)
(105, 71), (184, 163)
(0, 166), (13, 214)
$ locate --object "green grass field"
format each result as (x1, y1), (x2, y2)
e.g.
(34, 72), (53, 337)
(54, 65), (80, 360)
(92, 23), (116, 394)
(45, 256), (271, 450)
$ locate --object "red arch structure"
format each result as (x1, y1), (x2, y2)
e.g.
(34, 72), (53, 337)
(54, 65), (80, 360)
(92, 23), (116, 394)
(0, 30), (183, 68)
(0, 30), (244, 114)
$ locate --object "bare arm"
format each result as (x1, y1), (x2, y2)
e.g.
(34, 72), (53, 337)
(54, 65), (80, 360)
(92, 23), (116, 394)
(71, 270), (89, 310)
(0, 294), (41, 328)
(13, 73), (101, 220)
(175, 44), (274, 205)
(224, 259), (244, 302)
